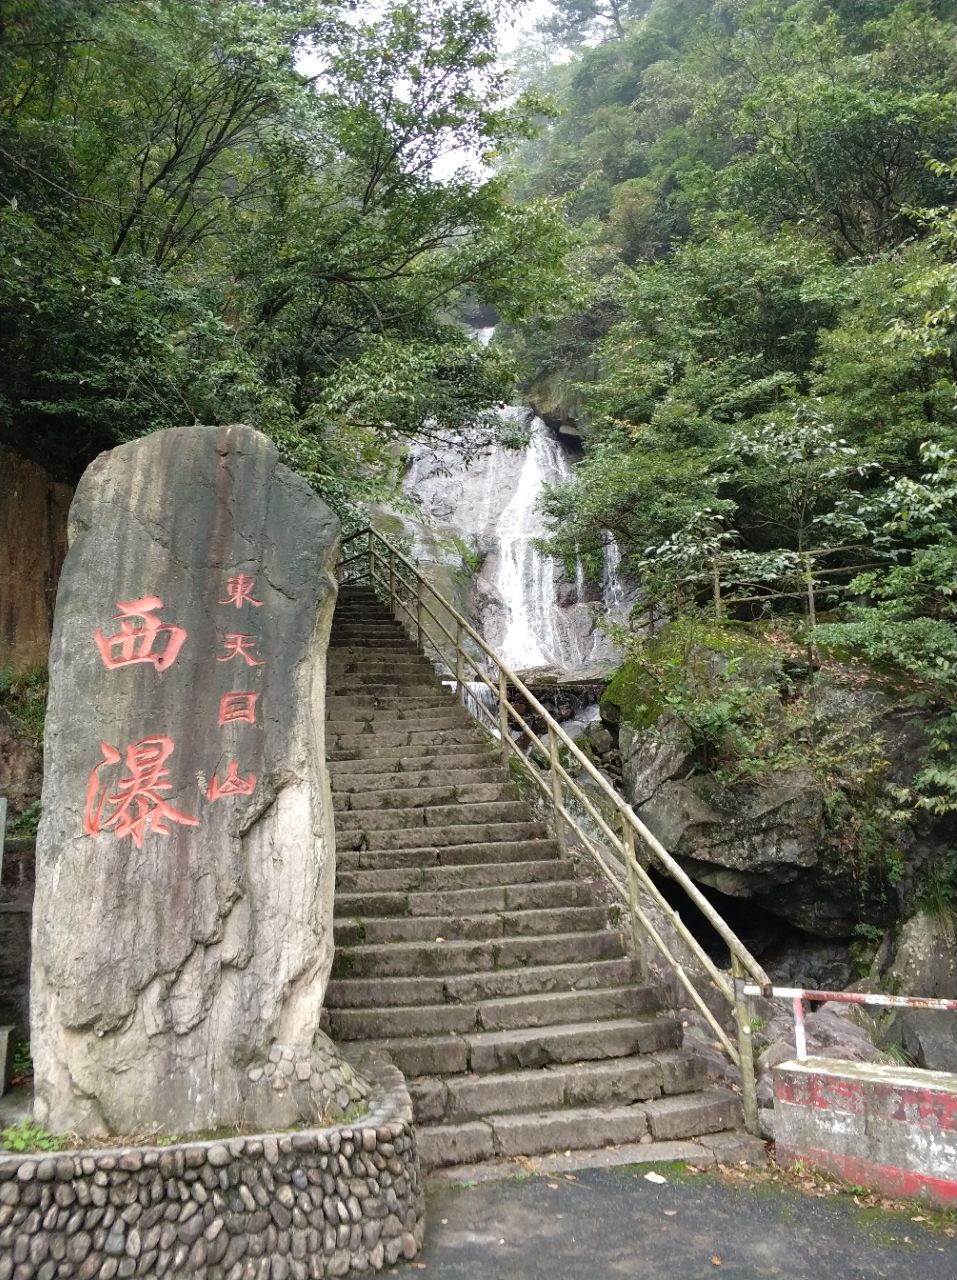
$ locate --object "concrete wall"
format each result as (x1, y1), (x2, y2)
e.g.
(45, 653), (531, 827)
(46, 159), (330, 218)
(0, 447), (72, 670)
(774, 1056), (957, 1207)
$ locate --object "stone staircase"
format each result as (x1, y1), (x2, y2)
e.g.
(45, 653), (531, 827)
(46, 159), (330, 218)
(324, 583), (742, 1170)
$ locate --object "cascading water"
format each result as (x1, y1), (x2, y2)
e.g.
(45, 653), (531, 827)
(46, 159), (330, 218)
(398, 328), (631, 677)
(602, 537), (628, 613)
(495, 424), (562, 668)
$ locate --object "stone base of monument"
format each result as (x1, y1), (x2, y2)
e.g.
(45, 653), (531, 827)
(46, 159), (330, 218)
(0, 1055), (423, 1278)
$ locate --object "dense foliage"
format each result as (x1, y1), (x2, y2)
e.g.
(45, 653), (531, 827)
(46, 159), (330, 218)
(503, 0), (955, 762)
(0, 0), (568, 510)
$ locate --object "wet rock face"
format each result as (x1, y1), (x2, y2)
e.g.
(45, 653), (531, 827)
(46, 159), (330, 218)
(400, 419), (625, 676)
(613, 668), (947, 940)
(32, 424), (340, 1137)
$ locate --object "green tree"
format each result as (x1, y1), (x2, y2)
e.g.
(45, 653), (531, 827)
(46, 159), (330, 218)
(538, 0), (651, 47)
(0, 0), (569, 512)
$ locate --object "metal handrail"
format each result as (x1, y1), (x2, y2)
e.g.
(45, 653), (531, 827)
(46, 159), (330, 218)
(338, 526), (773, 1133)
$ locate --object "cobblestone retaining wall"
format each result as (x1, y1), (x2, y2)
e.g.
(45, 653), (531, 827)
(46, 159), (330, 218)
(0, 1058), (422, 1279)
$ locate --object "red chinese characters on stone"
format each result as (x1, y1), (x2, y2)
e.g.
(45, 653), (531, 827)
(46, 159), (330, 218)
(218, 692), (258, 726)
(207, 761), (257, 802)
(93, 597), (187, 673)
(84, 737), (199, 848)
(218, 633), (264, 667)
(219, 574), (263, 610)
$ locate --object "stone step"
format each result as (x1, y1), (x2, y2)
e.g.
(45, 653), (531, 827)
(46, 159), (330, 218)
(329, 705), (469, 726)
(331, 741), (492, 764)
(336, 858), (576, 895)
(464, 1014), (681, 1073)
(418, 1105), (651, 1169)
(333, 904), (609, 945)
(328, 653), (435, 670)
(336, 838), (559, 870)
(330, 756), (499, 784)
(328, 681), (446, 698)
(326, 985), (654, 1041)
(330, 622), (413, 635)
(409, 1051), (708, 1125)
(329, 639), (425, 655)
(330, 621), (409, 633)
(327, 667), (441, 685)
(327, 695), (454, 712)
(342, 1013), (675, 1078)
(329, 727), (485, 755)
(333, 767), (505, 794)
(332, 782), (515, 813)
(334, 800), (532, 833)
(325, 957), (640, 1009)
(329, 639), (421, 652)
(641, 1088), (744, 1141)
(356, 820), (550, 852)
(332, 609), (394, 620)
(334, 879), (591, 919)
(327, 711), (470, 738)
(331, 928), (624, 979)
(414, 1090), (741, 1170)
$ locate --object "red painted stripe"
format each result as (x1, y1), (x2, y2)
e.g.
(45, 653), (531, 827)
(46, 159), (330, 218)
(775, 1073), (865, 1115)
(776, 1145), (957, 1208)
(775, 1071), (957, 1133)
(890, 1086), (957, 1133)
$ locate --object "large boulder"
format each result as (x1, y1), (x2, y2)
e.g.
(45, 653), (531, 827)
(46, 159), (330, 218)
(898, 1010), (957, 1072)
(883, 910), (957, 999)
(613, 651), (946, 939)
(31, 425), (341, 1137)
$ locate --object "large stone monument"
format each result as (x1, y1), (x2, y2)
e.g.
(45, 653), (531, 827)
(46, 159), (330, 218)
(31, 425), (342, 1136)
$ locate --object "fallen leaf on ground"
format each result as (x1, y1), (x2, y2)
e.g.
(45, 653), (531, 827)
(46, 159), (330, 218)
(547, 1182), (559, 1190)
(711, 1257), (722, 1266)
(644, 1172), (667, 1185)
(663, 1210), (677, 1217)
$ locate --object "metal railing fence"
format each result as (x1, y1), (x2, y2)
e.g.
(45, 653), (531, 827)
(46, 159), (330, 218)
(741, 985), (957, 1062)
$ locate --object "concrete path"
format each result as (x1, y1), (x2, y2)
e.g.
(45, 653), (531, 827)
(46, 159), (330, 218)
(393, 1164), (957, 1280)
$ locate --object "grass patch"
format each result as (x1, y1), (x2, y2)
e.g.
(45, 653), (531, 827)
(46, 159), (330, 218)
(0, 664), (48, 750)
(715, 1159), (957, 1242)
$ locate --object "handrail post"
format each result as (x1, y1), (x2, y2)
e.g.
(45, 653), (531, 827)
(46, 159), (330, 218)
(367, 528), (374, 585)
(731, 955), (760, 1136)
(415, 577), (424, 648)
(389, 549), (396, 620)
(546, 725), (565, 852)
(622, 821), (647, 982)
(456, 621), (465, 705)
(497, 668), (509, 763)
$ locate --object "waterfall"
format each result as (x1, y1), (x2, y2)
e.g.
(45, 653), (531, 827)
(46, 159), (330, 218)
(602, 537), (628, 612)
(495, 422), (564, 669)
(398, 331), (632, 677)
